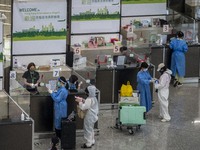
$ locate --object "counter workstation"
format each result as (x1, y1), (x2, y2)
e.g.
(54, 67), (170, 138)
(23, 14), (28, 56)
(11, 65), (98, 133)
(96, 65), (154, 104)
(14, 65), (72, 87)
(0, 91), (33, 150)
(30, 90), (88, 132)
(150, 44), (200, 81)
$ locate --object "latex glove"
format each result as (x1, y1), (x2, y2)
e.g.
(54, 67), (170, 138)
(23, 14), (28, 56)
(39, 82), (45, 87)
(149, 80), (154, 83)
(48, 89), (53, 94)
(34, 83), (38, 87)
(31, 83), (35, 88)
(78, 81), (83, 88)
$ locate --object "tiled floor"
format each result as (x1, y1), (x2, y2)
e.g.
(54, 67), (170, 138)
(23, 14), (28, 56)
(34, 83), (200, 150)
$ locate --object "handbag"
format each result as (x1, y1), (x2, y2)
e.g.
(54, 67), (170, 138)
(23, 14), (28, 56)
(120, 81), (133, 97)
(77, 105), (87, 119)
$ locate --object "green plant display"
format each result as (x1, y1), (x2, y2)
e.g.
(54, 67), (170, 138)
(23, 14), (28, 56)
(122, 0), (166, 4)
(13, 27), (67, 41)
(72, 6), (120, 21)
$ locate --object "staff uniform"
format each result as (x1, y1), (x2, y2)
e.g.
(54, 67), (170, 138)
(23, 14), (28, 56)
(22, 70), (39, 92)
(170, 38), (188, 77)
(50, 86), (68, 130)
(137, 70), (152, 112)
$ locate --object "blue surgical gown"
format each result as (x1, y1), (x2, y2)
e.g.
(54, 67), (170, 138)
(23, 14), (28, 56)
(170, 38), (188, 77)
(50, 86), (68, 130)
(137, 70), (152, 112)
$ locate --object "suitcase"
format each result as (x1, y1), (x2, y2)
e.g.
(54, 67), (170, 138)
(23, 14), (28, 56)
(119, 96), (139, 107)
(119, 106), (146, 125)
(61, 120), (76, 149)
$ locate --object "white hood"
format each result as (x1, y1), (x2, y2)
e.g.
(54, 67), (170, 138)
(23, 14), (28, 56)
(165, 69), (172, 75)
(87, 85), (96, 97)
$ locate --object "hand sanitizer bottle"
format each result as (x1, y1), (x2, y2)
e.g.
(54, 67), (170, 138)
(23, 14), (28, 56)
(21, 112), (25, 121)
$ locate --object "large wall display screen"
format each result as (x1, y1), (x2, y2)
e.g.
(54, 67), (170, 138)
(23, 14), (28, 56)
(12, 0), (67, 55)
(121, 0), (167, 16)
(71, 0), (120, 34)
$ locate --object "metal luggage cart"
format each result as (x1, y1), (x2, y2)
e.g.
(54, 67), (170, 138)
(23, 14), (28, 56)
(115, 92), (146, 135)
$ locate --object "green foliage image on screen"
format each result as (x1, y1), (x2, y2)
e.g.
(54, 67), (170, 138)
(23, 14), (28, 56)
(13, 23), (67, 41)
(72, 6), (120, 21)
(122, 0), (166, 4)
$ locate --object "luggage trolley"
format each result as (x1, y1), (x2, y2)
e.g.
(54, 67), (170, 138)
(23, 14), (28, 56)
(115, 91), (147, 135)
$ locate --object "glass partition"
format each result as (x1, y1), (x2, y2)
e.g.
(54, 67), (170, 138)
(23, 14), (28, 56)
(0, 91), (31, 122)
(167, 9), (199, 44)
(9, 79), (30, 115)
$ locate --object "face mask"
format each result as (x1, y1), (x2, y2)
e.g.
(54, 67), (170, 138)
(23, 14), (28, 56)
(57, 82), (61, 87)
(30, 69), (35, 73)
(143, 68), (148, 72)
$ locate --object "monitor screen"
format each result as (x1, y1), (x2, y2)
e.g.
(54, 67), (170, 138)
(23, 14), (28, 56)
(117, 56), (126, 66)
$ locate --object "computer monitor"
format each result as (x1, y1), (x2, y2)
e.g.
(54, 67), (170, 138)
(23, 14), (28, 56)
(117, 56), (126, 66)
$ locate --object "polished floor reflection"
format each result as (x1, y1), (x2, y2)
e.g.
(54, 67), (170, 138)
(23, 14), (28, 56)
(34, 83), (200, 150)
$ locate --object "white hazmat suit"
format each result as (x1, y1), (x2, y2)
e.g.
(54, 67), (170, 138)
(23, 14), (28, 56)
(78, 85), (99, 147)
(155, 69), (172, 121)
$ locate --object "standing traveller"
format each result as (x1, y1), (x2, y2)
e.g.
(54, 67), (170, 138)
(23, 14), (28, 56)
(48, 76), (68, 139)
(170, 31), (188, 87)
(75, 85), (99, 148)
(155, 63), (171, 122)
(137, 62), (154, 113)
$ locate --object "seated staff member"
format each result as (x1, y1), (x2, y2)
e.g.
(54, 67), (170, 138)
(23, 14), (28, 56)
(66, 75), (82, 92)
(22, 62), (40, 94)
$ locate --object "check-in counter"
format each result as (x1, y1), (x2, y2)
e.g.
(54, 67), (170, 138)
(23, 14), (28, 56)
(30, 90), (88, 132)
(96, 65), (154, 104)
(14, 65), (72, 88)
(0, 91), (33, 150)
(164, 44), (200, 81)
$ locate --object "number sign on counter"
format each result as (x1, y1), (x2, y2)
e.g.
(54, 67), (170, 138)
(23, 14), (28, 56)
(53, 69), (60, 77)
(113, 45), (120, 53)
(163, 25), (169, 33)
(10, 71), (16, 80)
(74, 47), (81, 55)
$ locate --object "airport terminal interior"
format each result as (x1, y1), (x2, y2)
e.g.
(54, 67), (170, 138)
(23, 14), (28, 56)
(1, 0), (200, 150)
(34, 83), (200, 150)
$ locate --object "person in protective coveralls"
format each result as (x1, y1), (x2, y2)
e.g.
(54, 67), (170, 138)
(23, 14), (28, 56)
(155, 63), (171, 122)
(48, 76), (68, 138)
(137, 62), (154, 113)
(75, 85), (99, 148)
(170, 31), (188, 87)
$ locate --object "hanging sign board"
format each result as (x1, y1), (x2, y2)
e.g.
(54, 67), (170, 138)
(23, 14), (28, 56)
(12, 0), (67, 55)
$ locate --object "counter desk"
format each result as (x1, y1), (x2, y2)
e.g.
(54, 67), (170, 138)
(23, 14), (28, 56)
(96, 65), (154, 104)
(150, 44), (200, 81)
(160, 44), (200, 82)
(30, 89), (98, 133)
(0, 91), (33, 150)
(14, 65), (72, 87)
